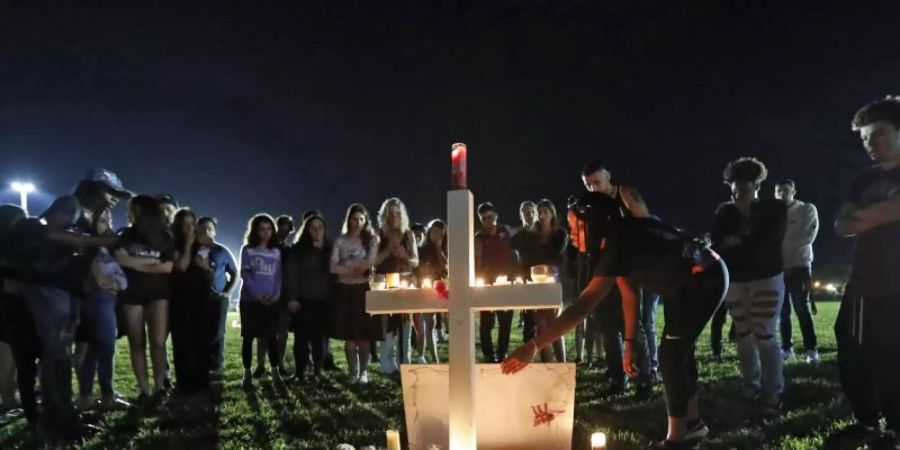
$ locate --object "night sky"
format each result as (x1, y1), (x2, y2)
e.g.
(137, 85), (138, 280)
(2, 2), (897, 267)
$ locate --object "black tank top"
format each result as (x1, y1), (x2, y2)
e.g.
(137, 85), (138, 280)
(376, 231), (413, 274)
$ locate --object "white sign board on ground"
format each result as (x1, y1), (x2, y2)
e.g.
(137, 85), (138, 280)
(400, 363), (576, 450)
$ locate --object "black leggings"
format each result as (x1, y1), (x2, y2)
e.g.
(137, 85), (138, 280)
(242, 336), (278, 370)
(659, 260), (729, 417)
(294, 329), (325, 376)
(171, 293), (213, 393)
(479, 310), (513, 363)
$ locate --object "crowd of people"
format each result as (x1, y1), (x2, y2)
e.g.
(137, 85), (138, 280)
(0, 96), (897, 449)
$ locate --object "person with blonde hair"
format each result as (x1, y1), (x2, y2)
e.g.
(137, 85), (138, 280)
(374, 198), (420, 371)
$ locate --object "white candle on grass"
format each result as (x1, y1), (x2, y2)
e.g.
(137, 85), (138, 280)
(386, 430), (401, 450)
(591, 431), (607, 449)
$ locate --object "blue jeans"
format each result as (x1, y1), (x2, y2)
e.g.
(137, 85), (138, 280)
(641, 293), (660, 371)
(25, 286), (77, 432)
(78, 290), (118, 397)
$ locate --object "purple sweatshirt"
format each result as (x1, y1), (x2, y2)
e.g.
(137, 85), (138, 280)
(239, 245), (282, 301)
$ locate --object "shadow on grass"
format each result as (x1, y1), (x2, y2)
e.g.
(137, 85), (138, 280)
(568, 354), (854, 450)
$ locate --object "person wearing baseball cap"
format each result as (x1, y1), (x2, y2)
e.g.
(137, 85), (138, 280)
(18, 168), (131, 440)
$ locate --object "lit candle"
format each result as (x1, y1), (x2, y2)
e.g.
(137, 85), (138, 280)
(494, 275), (509, 285)
(386, 429), (401, 450)
(591, 431), (607, 449)
(386, 273), (400, 289)
(451, 142), (467, 190)
(474, 278), (486, 287)
(514, 276), (524, 285)
(422, 278), (433, 289)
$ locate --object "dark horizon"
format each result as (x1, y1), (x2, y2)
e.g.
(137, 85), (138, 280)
(2, 2), (895, 270)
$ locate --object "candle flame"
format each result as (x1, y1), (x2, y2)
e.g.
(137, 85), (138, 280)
(591, 432), (606, 448)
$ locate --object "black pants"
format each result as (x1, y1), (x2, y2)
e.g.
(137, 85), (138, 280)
(294, 329), (324, 376)
(2, 296), (40, 424)
(275, 309), (291, 367)
(479, 310), (513, 363)
(709, 303), (735, 356)
(659, 260), (728, 417)
(522, 311), (536, 342)
(780, 266), (817, 352)
(242, 336), (278, 370)
(210, 294), (229, 372)
(598, 294), (625, 385)
(836, 293), (900, 433)
(171, 293), (213, 393)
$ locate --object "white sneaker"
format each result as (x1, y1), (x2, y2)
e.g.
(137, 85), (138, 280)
(346, 374), (359, 385)
(782, 349), (795, 361)
(358, 372), (369, 385)
(805, 349), (820, 364)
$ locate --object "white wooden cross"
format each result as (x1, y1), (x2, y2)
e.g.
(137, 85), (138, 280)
(366, 189), (563, 449)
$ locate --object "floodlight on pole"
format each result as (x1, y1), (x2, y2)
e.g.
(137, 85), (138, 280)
(10, 181), (36, 215)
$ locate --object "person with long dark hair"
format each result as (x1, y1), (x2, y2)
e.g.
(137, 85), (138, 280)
(283, 213), (335, 382)
(238, 214), (283, 389)
(115, 195), (174, 403)
(504, 192), (729, 450)
(170, 208), (216, 397)
(529, 199), (569, 362)
(330, 204), (380, 385)
(475, 202), (517, 363)
(77, 208), (130, 410)
(416, 219), (448, 360)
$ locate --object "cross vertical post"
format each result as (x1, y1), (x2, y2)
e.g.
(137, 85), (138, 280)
(447, 189), (476, 449)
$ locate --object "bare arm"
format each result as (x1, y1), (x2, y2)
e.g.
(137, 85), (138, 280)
(174, 246), (193, 273)
(618, 277), (640, 342)
(502, 275), (616, 373)
(114, 248), (156, 269)
(46, 231), (118, 248)
(329, 239), (354, 275)
(141, 261), (173, 274)
(222, 250), (239, 296)
(844, 194), (900, 235)
(619, 186), (651, 219)
(835, 203), (864, 237)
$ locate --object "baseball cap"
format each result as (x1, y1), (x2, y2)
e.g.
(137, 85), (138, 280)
(83, 168), (133, 198)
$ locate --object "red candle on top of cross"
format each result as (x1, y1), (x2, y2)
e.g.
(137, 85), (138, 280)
(451, 142), (467, 189)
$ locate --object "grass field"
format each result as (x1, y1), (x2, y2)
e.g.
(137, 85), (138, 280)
(0, 299), (863, 449)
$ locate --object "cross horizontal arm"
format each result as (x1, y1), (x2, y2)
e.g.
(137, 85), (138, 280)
(366, 289), (449, 315)
(469, 283), (563, 311)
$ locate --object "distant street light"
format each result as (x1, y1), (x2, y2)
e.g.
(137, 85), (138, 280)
(10, 181), (36, 215)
